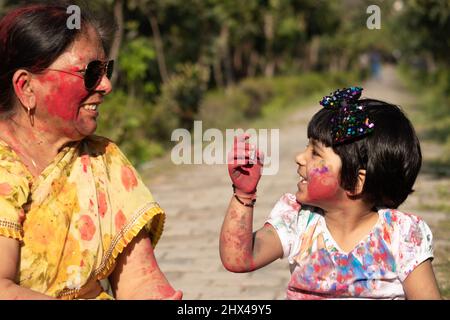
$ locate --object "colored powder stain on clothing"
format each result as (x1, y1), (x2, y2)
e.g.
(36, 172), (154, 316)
(97, 191), (107, 218)
(121, 165), (138, 191)
(269, 197), (434, 299)
(307, 166), (339, 201)
(407, 226), (423, 246)
(115, 209), (127, 231)
(0, 182), (12, 196)
(78, 214), (96, 241)
(384, 211), (392, 225)
(80, 155), (90, 173)
(347, 253), (367, 279)
(382, 225), (391, 243)
(292, 230), (399, 297)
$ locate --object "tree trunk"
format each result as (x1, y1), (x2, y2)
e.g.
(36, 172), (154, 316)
(307, 36), (320, 71)
(263, 12), (275, 77)
(213, 54), (225, 88)
(148, 10), (169, 83)
(247, 50), (259, 77)
(219, 25), (234, 86)
(108, 0), (124, 87)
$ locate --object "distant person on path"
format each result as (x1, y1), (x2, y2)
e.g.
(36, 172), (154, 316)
(220, 86), (441, 299)
(0, 3), (181, 300)
(369, 51), (382, 79)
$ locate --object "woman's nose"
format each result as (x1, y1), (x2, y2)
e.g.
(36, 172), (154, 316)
(96, 74), (113, 95)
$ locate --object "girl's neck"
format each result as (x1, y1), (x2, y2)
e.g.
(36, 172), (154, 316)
(322, 205), (379, 254)
(321, 200), (378, 234)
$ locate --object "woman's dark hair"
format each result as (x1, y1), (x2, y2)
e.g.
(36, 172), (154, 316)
(0, 1), (115, 115)
(307, 99), (422, 209)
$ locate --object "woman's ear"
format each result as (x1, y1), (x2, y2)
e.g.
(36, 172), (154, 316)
(12, 70), (36, 111)
(346, 169), (366, 197)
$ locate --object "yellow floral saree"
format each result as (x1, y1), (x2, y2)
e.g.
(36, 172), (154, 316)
(0, 135), (165, 299)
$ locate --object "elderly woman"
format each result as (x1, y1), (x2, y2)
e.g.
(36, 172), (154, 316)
(0, 3), (181, 299)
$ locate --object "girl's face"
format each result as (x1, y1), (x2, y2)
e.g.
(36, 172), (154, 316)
(31, 26), (112, 140)
(295, 139), (344, 207)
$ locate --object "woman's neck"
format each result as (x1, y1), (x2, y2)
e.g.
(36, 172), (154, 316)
(0, 113), (72, 177)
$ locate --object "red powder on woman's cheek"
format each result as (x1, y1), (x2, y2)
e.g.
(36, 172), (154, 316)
(42, 73), (87, 121)
(307, 166), (339, 201)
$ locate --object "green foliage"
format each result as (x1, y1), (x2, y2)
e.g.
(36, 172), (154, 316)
(394, 0), (450, 65)
(119, 37), (155, 83)
(199, 88), (250, 130)
(238, 78), (275, 118)
(200, 70), (362, 131)
(1, 0), (445, 166)
(391, 1), (449, 165)
(152, 63), (210, 137)
(96, 90), (165, 165)
(399, 64), (450, 166)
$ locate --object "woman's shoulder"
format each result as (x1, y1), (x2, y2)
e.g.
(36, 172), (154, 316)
(0, 138), (19, 162)
(0, 139), (32, 179)
(82, 135), (114, 149)
(82, 135), (126, 158)
(0, 141), (31, 212)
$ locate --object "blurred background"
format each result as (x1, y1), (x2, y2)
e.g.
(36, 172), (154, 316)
(1, 0), (447, 167)
(1, 0), (448, 299)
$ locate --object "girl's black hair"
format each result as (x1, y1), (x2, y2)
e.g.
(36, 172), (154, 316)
(0, 1), (115, 115)
(307, 99), (422, 209)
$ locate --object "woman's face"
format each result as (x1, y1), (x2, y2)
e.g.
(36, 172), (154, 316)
(295, 139), (345, 208)
(32, 26), (112, 140)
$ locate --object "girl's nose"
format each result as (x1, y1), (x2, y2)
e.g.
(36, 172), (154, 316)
(295, 151), (306, 166)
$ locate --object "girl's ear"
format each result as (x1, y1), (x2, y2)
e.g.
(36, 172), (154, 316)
(346, 169), (366, 197)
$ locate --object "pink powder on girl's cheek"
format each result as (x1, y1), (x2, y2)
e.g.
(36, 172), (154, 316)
(306, 165), (339, 201)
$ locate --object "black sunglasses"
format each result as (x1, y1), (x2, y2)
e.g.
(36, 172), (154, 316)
(46, 60), (114, 91)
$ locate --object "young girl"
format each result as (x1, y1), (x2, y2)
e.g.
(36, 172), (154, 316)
(220, 86), (441, 299)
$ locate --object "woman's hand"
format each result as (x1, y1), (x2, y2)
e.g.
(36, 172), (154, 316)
(227, 134), (264, 196)
(109, 229), (182, 300)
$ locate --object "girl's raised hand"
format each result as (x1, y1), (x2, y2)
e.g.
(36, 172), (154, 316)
(227, 134), (264, 195)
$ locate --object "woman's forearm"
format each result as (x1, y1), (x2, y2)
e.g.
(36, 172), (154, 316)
(219, 196), (256, 273)
(0, 279), (55, 300)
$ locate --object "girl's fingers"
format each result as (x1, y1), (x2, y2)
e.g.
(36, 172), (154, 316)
(256, 149), (265, 165)
(234, 133), (251, 143)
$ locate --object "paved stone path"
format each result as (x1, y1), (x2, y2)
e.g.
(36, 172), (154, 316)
(145, 65), (448, 299)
